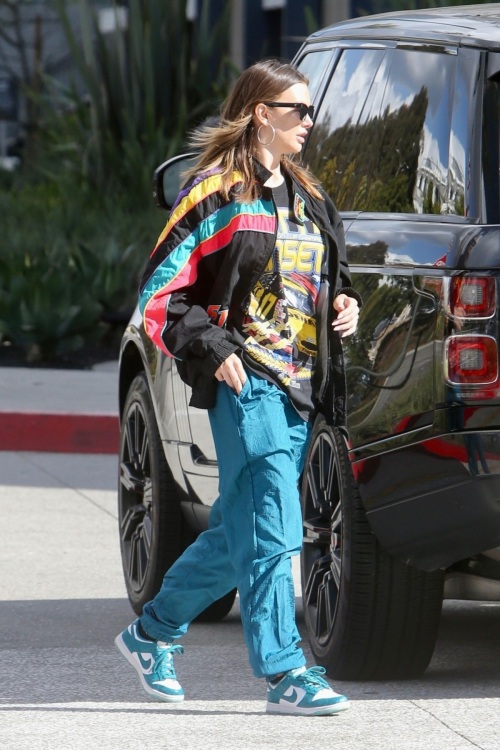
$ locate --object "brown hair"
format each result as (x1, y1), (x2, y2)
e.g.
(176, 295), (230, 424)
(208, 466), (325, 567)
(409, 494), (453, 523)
(184, 59), (324, 203)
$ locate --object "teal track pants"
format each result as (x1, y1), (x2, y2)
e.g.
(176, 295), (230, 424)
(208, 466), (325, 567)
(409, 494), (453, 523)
(140, 369), (312, 678)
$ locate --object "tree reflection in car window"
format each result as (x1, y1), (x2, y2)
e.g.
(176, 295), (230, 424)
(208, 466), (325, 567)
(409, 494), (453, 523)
(378, 50), (455, 215)
(306, 48), (457, 215)
(306, 49), (387, 209)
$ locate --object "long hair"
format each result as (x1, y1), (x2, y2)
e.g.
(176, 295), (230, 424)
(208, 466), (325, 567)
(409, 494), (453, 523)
(184, 59), (324, 203)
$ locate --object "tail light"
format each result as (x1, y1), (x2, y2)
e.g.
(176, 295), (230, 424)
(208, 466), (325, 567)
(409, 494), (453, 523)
(449, 277), (496, 318)
(445, 335), (498, 385)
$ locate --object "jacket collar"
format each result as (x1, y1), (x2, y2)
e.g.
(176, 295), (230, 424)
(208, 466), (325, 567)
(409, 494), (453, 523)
(252, 156), (273, 185)
(252, 156), (333, 239)
(252, 156), (310, 203)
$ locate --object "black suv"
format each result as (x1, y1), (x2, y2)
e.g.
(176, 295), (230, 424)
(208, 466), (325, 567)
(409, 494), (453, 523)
(117, 5), (500, 680)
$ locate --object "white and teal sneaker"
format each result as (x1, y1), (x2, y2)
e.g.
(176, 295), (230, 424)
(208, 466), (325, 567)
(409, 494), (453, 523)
(266, 666), (350, 716)
(114, 619), (184, 702)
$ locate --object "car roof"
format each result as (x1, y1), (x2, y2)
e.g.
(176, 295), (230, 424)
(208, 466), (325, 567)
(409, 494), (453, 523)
(309, 3), (500, 50)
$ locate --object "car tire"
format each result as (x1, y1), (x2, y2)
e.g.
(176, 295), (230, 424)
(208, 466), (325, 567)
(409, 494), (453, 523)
(119, 372), (236, 621)
(194, 589), (237, 622)
(300, 417), (444, 680)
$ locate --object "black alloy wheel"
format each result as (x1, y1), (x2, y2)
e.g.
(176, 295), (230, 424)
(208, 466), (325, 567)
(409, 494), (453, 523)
(301, 417), (444, 680)
(119, 399), (153, 597)
(302, 427), (342, 648)
(119, 373), (183, 613)
(119, 372), (236, 621)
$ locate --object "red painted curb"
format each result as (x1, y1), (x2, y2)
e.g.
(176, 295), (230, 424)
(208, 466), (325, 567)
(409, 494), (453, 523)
(0, 412), (120, 454)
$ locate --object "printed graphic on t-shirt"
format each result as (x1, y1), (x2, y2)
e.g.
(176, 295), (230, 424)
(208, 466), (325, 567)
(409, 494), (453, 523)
(241, 199), (325, 389)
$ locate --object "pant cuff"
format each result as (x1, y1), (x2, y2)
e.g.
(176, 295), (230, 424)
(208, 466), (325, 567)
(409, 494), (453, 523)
(139, 612), (185, 643)
(255, 650), (307, 679)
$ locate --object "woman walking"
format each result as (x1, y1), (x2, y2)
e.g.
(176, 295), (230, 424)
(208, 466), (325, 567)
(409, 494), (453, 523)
(115, 59), (361, 716)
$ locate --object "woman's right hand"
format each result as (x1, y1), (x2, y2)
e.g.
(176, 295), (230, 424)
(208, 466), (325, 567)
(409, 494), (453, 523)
(215, 353), (247, 395)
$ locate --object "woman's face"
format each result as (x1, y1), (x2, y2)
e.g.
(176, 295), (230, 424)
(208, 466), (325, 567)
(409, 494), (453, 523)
(254, 82), (313, 156)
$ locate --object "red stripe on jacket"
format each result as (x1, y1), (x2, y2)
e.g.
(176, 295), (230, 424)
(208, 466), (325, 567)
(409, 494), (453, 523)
(144, 212), (276, 355)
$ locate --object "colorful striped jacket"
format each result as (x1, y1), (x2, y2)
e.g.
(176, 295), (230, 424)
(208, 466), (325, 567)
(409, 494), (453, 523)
(138, 159), (361, 423)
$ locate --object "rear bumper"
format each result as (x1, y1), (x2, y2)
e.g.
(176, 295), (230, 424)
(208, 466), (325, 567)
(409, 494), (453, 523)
(352, 431), (500, 571)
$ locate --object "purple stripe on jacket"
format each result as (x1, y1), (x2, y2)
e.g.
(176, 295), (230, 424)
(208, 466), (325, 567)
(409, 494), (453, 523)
(171, 166), (221, 212)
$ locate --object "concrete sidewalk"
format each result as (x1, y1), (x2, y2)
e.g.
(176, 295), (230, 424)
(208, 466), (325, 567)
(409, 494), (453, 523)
(0, 363), (119, 453)
(1, 451), (500, 749)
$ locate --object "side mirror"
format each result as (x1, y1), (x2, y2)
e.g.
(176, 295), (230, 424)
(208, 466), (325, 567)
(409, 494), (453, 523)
(153, 152), (198, 211)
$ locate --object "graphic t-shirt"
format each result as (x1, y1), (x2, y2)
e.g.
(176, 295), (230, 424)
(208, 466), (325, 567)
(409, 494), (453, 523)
(234, 177), (326, 421)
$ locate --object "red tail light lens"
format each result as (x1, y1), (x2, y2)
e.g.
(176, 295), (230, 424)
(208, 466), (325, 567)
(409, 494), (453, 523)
(449, 277), (496, 318)
(446, 335), (498, 384)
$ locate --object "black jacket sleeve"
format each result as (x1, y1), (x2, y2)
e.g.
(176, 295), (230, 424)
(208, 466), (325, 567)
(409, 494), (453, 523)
(321, 189), (363, 309)
(138, 183), (238, 376)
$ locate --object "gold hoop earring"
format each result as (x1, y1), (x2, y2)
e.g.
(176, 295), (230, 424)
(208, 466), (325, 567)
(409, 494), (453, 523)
(257, 123), (276, 146)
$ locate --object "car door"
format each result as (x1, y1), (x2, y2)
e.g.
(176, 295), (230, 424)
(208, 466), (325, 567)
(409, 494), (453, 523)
(304, 42), (480, 449)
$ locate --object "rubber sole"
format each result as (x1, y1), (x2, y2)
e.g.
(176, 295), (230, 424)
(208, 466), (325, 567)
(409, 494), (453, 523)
(266, 699), (350, 716)
(114, 633), (184, 703)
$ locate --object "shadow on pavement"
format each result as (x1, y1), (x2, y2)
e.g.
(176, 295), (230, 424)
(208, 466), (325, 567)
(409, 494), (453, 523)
(0, 597), (500, 705)
(0, 452), (118, 490)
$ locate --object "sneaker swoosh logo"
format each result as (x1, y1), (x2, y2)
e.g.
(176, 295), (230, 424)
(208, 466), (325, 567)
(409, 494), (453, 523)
(282, 688), (299, 704)
(137, 653), (153, 672)
(280, 686), (306, 706)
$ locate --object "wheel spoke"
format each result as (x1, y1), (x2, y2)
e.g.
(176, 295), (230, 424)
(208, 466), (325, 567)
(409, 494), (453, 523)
(304, 556), (322, 607)
(142, 516), (152, 554)
(325, 452), (337, 506)
(134, 405), (141, 463)
(128, 530), (139, 582)
(318, 436), (329, 494)
(306, 460), (321, 509)
(120, 461), (145, 493)
(331, 531), (341, 551)
(316, 582), (326, 639)
(120, 503), (146, 542)
(330, 501), (342, 534)
(143, 478), (153, 506)
(324, 572), (334, 633)
(137, 530), (147, 586)
(304, 552), (332, 605)
(331, 551), (341, 590)
(139, 431), (149, 472)
(317, 435), (336, 516)
(125, 415), (136, 465)
(303, 516), (330, 545)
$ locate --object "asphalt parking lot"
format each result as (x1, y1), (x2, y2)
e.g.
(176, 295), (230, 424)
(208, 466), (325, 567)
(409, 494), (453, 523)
(1, 451), (500, 750)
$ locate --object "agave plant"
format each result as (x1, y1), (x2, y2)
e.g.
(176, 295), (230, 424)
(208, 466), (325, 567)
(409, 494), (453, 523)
(48, 0), (234, 199)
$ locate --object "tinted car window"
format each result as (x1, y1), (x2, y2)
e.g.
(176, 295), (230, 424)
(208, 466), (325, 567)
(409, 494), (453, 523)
(447, 52), (475, 219)
(482, 74), (500, 223)
(297, 50), (332, 101)
(307, 48), (457, 215)
(305, 48), (389, 210)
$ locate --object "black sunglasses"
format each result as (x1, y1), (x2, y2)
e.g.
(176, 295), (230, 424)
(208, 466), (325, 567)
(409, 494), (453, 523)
(264, 102), (315, 121)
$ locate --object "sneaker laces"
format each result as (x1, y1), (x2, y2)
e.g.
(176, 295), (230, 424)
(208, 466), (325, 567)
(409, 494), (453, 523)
(295, 666), (330, 690)
(154, 643), (184, 680)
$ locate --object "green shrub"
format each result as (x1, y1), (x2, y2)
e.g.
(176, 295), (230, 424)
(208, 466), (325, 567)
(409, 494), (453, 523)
(0, 179), (164, 361)
(1, 0), (233, 361)
(47, 0), (234, 200)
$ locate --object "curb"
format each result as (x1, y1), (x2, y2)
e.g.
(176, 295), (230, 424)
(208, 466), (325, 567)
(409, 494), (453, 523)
(0, 412), (120, 454)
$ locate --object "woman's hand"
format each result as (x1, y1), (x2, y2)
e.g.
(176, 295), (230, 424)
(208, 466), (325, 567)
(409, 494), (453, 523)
(332, 294), (359, 338)
(215, 353), (247, 395)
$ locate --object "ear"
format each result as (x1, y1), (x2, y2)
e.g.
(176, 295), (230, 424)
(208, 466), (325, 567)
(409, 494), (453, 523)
(253, 102), (268, 127)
